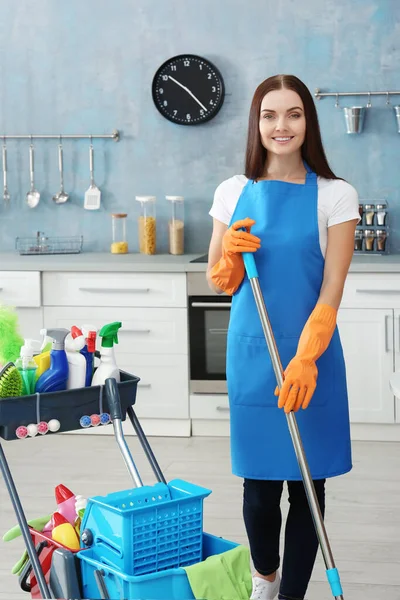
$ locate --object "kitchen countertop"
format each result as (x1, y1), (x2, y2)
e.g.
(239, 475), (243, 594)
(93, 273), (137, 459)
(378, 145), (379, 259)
(0, 252), (399, 273)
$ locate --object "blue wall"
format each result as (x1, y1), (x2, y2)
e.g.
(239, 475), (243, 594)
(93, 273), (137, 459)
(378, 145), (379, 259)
(0, 0), (399, 253)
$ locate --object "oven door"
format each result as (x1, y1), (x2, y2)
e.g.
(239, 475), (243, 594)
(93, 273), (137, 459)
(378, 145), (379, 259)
(189, 295), (231, 394)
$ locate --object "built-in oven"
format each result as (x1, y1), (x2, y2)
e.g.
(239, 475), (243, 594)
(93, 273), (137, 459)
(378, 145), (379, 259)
(187, 268), (231, 394)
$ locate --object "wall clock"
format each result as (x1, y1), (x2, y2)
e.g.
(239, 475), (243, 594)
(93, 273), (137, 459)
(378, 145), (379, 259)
(152, 54), (225, 125)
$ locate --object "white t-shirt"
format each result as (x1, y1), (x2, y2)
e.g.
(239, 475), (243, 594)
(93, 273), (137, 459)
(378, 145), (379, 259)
(209, 175), (360, 257)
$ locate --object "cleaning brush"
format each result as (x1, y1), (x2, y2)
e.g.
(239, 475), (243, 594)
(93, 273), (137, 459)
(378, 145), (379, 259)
(0, 362), (23, 398)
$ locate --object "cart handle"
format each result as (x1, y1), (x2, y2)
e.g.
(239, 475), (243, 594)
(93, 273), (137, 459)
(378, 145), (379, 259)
(18, 540), (48, 593)
(94, 569), (111, 599)
(105, 376), (123, 421)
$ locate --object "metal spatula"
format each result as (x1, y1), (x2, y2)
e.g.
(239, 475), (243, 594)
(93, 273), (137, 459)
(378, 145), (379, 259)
(84, 143), (101, 210)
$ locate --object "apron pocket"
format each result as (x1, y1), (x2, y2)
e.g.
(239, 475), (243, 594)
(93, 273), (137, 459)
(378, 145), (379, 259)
(227, 333), (332, 408)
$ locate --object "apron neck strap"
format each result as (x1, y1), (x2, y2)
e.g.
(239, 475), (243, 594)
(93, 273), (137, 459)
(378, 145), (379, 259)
(303, 161), (317, 185)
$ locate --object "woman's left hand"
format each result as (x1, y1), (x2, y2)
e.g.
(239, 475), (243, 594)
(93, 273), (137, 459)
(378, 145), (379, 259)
(274, 358), (318, 413)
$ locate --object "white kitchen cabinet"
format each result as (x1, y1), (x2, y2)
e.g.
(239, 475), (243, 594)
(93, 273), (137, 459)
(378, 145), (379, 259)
(42, 272), (186, 308)
(42, 271), (190, 430)
(337, 308), (395, 424)
(43, 306), (188, 355)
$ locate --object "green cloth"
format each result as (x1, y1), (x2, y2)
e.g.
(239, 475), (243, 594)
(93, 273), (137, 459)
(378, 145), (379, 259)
(183, 545), (252, 600)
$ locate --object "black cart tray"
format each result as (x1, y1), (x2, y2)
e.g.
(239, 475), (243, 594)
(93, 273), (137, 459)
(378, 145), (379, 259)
(0, 370), (140, 441)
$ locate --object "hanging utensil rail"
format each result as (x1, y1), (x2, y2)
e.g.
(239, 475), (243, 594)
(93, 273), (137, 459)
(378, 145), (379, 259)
(0, 130), (120, 141)
(315, 89), (400, 100)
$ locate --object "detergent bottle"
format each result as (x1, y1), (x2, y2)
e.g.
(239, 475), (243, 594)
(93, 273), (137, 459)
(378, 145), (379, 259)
(15, 339), (40, 395)
(51, 512), (80, 550)
(81, 324), (97, 386)
(55, 484), (77, 525)
(35, 329), (69, 393)
(65, 327), (87, 389)
(91, 322), (122, 387)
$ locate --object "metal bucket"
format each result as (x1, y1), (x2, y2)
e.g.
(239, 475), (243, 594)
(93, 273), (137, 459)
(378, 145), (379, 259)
(343, 106), (366, 134)
(394, 106), (400, 133)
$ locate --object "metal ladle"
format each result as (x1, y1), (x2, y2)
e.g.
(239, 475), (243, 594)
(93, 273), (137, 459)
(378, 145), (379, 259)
(52, 137), (69, 204)
(26, 139), (40, 208)
(2, 137), (10, 208)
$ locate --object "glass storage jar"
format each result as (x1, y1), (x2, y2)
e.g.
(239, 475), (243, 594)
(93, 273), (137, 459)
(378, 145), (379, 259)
(166, 196), (184, 255)
(364, 229), (375, 251)
(111, 213), (128, 254)
(136, 196), (156, 255)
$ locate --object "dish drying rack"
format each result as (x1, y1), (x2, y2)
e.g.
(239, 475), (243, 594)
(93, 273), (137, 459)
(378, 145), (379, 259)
(15, 232), (83, 255)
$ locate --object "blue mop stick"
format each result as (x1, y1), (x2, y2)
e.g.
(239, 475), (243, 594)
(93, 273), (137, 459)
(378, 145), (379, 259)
(242, 250), (344, 600)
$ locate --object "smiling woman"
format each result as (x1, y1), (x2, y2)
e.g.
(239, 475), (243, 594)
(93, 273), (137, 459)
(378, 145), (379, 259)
(206, 74), (360, 600)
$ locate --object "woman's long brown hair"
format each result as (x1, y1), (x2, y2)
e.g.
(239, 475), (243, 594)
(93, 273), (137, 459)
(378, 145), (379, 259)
(245, 74), (338, 181)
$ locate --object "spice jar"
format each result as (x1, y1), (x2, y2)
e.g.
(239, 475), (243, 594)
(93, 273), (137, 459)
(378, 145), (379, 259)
(354, 230), (363, 251)
(364, 229), (375, 251)
(136, 196), (156, 255)
(376, 229), (388, 252)
(376, 204), (387, 226)
(364, 204), (375, 226)
(111, 213), (128, 254)
(166, 196), (184, 255)
(358, 204), (364, 223)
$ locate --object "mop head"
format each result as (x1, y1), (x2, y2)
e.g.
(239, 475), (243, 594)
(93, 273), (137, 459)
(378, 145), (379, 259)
(0, 305), (24, 365)
(0, 362), (23, 398)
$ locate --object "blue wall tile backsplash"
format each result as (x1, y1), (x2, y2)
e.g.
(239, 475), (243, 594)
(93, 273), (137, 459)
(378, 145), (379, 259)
(0, 0), (399, 253)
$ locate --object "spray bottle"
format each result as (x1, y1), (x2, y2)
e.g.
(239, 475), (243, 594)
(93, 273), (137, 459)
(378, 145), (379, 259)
(65, 326), (87, 389)
(35, 329), (69, 393)
(15, 340), (40, 395)
(91, 322), (122, 387)
(81, 324), (97, 386)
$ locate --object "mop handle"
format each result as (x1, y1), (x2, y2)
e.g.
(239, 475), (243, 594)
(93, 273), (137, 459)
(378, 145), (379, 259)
(242, 250), (344, 600)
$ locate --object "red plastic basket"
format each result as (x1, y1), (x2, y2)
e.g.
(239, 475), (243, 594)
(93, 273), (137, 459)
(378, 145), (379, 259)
(24, 527), (81, 599)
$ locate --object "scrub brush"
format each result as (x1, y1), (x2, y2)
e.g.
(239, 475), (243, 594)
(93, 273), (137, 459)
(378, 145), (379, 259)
(0, 362), (23, 398)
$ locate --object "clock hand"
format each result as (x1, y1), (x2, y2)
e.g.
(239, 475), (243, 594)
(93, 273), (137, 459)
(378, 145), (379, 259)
(168, 76), (208, 112)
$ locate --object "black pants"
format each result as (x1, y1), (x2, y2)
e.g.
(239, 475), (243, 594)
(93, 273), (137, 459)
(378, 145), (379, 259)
(243, 478), (326, 600)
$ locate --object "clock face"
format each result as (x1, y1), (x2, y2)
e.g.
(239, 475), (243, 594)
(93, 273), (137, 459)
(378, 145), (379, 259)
(152, 54), (225, 125)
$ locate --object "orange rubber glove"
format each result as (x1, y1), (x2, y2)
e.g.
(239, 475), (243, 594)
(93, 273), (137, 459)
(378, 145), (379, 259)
(209, 218), (260, 295)
(275, 303), (337, 413)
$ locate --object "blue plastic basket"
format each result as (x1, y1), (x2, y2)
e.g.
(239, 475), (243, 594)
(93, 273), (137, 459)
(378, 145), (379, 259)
(78, 532), (238, 600)
(80, 479), (211, 576)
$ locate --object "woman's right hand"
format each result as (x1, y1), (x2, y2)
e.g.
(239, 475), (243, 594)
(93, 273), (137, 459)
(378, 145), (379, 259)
(222, 218), (261, 255)
(207, 217), (260, 296)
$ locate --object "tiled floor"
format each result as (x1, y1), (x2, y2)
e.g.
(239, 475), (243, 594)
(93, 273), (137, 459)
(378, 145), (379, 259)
(0, 433), (399, 599)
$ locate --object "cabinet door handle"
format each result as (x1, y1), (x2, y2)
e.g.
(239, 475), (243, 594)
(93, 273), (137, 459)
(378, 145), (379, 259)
(385, 315), (393, 353)
(138, 383), (152, 388)
(209, 328), (228, 335)
(191, 302), (232, 308)
(78, 287), (150, 294)
(123, 329), (151, 334)
(357, 289), (400, 294)
(216, 406), (230, 412)
(398, 316), (400, 353)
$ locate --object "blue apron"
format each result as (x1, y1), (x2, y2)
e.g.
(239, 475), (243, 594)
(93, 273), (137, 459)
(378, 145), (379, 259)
(226, 166), (352, 481)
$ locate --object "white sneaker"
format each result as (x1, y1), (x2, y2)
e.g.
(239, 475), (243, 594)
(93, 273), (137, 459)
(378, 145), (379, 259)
(250, 572), (281, 600)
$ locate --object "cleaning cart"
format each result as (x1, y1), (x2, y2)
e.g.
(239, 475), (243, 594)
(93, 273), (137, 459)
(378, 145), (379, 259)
(0, 367), (240, 599)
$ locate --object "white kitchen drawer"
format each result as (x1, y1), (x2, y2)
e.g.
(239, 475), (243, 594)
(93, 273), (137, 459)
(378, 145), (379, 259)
(118, 354), (189, 420)
(0, 271), (41, 307)
(190, 393), (230, 420)
(43, 306), (188, 355)
(341, 273), (400, 309)
(42, 272), (186, 308)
